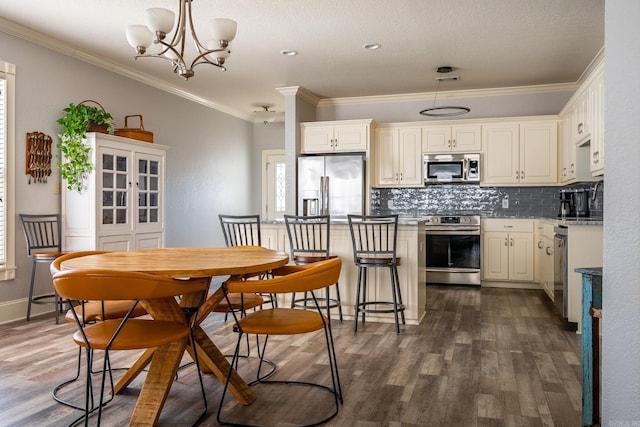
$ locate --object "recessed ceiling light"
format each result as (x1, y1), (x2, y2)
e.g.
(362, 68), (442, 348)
(280, 49), (299, 56)
(362, 43), (381, 50)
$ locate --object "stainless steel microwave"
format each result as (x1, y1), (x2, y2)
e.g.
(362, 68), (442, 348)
(423, 153), (480, 184)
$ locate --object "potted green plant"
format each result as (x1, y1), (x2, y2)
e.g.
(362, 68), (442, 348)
(56, 100), (113, 192)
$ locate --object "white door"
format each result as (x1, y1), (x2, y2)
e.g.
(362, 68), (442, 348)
(262, 150), (286, 221)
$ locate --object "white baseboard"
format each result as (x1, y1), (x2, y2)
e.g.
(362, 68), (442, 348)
(0, 297), (56, 325)
(481, 281), (541, 290)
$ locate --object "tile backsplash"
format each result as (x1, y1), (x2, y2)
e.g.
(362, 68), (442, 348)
(371, 181), (604, 219)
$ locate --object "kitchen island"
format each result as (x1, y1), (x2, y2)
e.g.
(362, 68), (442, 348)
(261, 220), (427, 325)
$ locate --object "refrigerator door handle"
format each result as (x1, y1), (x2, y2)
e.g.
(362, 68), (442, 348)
(319, 176), (325, 215)
(323, 176), (329, 215)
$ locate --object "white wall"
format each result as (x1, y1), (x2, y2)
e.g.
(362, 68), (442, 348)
(602, 1), (640, 423)
(251, 121), (285, 215)
(1, 32), (253, 311)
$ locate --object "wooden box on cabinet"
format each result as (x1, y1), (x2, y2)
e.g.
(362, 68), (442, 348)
(62, 133), (167, 251)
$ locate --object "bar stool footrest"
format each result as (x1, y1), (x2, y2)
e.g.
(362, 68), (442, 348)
(292, 297), (341, 310)
(356, 301), (405, 314)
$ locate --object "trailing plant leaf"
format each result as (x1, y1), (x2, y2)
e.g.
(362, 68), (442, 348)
(56, 101), (113, 192)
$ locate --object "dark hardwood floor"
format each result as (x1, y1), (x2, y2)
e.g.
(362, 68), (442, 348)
(0, 286), (582, 426)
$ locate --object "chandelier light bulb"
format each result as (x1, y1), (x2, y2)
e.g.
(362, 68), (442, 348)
(126, 25), (153, 54)
(146, 8), (175, 39)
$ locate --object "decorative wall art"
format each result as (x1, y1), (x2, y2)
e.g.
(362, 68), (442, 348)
(25, 131), (52, 184)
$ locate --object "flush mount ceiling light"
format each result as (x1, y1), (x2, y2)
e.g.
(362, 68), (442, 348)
(280, 49), (299, 56)
(419, 66), (471, 117)
(362, 43), (381, 50)
(125, 0), (237, 80)
(253, 105), (279, 124)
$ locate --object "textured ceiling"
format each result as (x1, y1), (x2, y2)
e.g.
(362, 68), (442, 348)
(0, 0), (604, 120)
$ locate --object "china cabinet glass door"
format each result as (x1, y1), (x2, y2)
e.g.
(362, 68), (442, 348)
(100, 148), (131, 230)
(136, 153), (162, 229)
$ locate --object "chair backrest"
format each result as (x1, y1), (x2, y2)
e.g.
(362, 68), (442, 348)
(50, 250), (109, 276)
(219, 214), (261, 247)
(53, 269), (208, 302)
(347, 214), (399, 262)
(226, 257), (342, 295)
(284, 215), (331, 261)
(19, 213), (62, 256)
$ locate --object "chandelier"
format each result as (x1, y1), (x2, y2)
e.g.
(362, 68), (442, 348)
(125, 0), (237, 79)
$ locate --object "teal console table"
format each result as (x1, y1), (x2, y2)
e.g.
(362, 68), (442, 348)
(575, 267), (602, 427)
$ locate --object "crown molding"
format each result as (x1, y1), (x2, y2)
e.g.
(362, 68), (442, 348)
(316, 82), (578, 107)
(276, 86), (321, 105)
(0, 17), (252, 121)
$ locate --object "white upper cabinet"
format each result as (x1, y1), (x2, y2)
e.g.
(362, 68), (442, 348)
(482, 120), (557, 185)
(589, 68), (604, 175)
(374, 126), (423, 187)
(422, 124), (481, 153)
(300, 119), (372, 153)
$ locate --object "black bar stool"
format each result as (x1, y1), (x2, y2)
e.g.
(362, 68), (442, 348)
(19, 213), (67, 323)
(348, 214), (405, 334)
(284, 214), (343, 321)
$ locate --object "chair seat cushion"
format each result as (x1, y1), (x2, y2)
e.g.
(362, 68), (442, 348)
(32, 250), (67, 260)
(356, 256), (401, 266)
(75, 319), (190, 350)
(293, 254), (338, 264)
(237, 308), (327, 335)
(65, 300), (148, 324)
(214, 293), (264, 312)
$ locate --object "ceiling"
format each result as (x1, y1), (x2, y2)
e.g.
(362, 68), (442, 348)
(0, 0), (604, 121)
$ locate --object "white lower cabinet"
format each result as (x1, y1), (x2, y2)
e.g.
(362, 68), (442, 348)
(535, 220), (556, 300)
(261, 223), (425, 325)
(62, 133), (167, 251)
(482, 219), (534, 282)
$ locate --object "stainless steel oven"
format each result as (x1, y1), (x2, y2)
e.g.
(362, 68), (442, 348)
(422, 215), (481, 286)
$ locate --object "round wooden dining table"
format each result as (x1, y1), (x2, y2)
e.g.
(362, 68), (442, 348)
(60, 246), (289, 427)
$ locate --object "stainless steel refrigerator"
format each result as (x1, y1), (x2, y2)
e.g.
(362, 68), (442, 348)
(297, 154), (365, 218)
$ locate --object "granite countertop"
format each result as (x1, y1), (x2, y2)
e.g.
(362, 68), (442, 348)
(263, 215), (603, 227)
(575, 267), (603, 276)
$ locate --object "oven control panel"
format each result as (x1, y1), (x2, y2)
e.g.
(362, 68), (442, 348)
(423, 215), (481, 226)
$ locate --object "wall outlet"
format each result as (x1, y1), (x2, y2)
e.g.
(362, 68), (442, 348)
(502, 197), (509, 209)
(53, 181), (61, 195)
(388, 200), (395, 209)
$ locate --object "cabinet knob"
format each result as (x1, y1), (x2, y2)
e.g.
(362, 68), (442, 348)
(515, 171), (520, 179)
(504, 237), (509, 246)
(546, 247), (552, 256)
(510, 238), (514, 246)
(521, 170), (525, 179)
(447, 139), (451, 148)
(452, 139), (456, 147)
(538, 240), (543, 249)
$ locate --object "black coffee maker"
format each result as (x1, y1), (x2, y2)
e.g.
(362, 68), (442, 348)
(574, 188), (590, 217)
(558, 189), (576, 218)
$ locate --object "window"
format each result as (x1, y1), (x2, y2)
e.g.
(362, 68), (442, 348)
(261, 149), (286, 221)
(0, 60), (16, 281)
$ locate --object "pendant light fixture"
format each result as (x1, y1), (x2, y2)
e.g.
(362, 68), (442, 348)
(253, 106), (279, 124)
(420, 66), (470, 117)
(126, 0), (237, 80)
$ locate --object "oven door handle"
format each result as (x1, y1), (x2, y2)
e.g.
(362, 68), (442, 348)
(425, 228), (480, 235)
